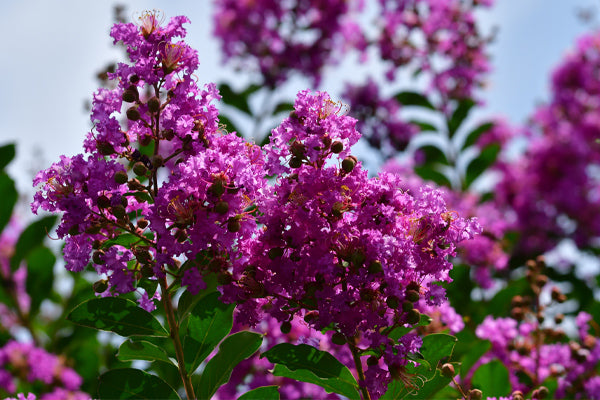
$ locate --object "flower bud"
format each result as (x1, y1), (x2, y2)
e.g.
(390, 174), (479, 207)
(360, 288), (378, 302)
(407, 282), (420, 292)
(467, 389), (482, 400)
(97, 195), (111, 209)
(537, 386), (549, 399)
(151, 155), (164, 168)
(92, 250), (105, 265)
(129, 74), (140, 84)
(402, 301), (414, 312)
(441, 363), (455, 378)
(367, 356), (379, 366)
(342, 156), (357, 173)
(214, 201), (229, 215)
(227, 216), (241, 233)
(268, 247), (284, 260)
(331, 141), (344, 154)
(368, 260), (383, 274)
(331, 332), (346, 345)
(280, 321), (292, 334)
(217, 271), (233, 285)
(162, 129), (175, 140)
(68, 225), (80, 236)
(127, 106), (141, 121)
(122, 86), (139, 103)
(147, 96), (160, 113)
(137, 219), (149, 229)
(112, 205), (127, 220)
(289, 156), (302, 168)
(406, 309), (420, 324)
(175, 228), (188, 243)
(97, 141), (115, 156)
(332, 201), (344, 218)
(386, 295), (399, 309)
(93, 279), (109, 293)
(304, 311), (319, 324)
(405, 289), (420, 303)
(114, 171), (128, 184)
(511, 390), (525, 400)
(133, 162), (147, 176)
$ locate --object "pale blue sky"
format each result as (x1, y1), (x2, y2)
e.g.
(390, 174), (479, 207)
(1, 0), (598, 198)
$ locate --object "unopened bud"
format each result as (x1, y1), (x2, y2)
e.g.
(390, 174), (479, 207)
(405, 289), (420, 303)
(268, 247), (284, 260)
(217, 272), (233, 285)
(114, 171), (128, 184)
(133, 162), (147, 176)
(406, 309), (420, 324)
(147, 96), (160, 113)
(331, 141), (344, 154)
(122, 86), (138, 103)
(112, 205), (127, 219)
(386, 295), (400, 309)
(93, 279), (109, 293)
(174, 229), (188, 243)
(68, 225), (80, 236)
(360, 288), (378, 302)
(214, 201), (229, 215)
(129, 75), (140, 84)
(367, 356), (379, 366)
(407, 281), (420, 291)
(331, 332), (346, 345)
(537, 386), (549, 399)
(468, 389), (482, 400)
(535, 274), (548, 288)
(97, 141), (115, 156)
(137, 219), (149, 229)
(227, 216), (241, 233)
(368, 260), (383, 274)
(289, 156), (302, 168)
(280, 321), (292, 334)
(92, 250), (105, 265)
(151, 155), (164, 168)
(342, 156), (357, 173)
(304, 311), (319, 324)
(402, 301), (414, 312)
(441, 363), (455, 378)
(511, 390), (525, 400)
(126, 106), (141, 121)
(332, 201), (344, 218)
(162, 129), (175, 140)
(97, 195), (111, 209)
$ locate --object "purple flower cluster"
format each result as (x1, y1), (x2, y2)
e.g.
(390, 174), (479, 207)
(494, 31), (600, 256)
(213, 0), (363, 87)
(0, 341), (88, 400)
(474, 313), (600, 398)
(376, 0), (492, 103)
(343, 78), (418, 157)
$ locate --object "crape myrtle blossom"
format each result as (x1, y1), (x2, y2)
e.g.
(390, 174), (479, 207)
(221, 90), (481, 397)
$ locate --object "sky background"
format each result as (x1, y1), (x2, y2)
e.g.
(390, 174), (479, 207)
(1, 0), (600, 206)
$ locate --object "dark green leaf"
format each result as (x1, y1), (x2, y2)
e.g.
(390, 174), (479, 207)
(183, 292), (235, 374)
(459, 339), (490, 378)
(101, 233), (151, 249)
(98, 368), (180, 399)
(447, 99), (475, 138)
(262, 343), (360, 400)
(464, 144), (500, 188)
(67, 297), (169, 337)
(0, 143), (16, 170)
(388, 314), (432, 341)
(197, 331), (263, 400)
(25, 246), (56, 315)
(462, 121), (494, 150)
(238, 386), (280, 400)
(420, 334), (457, 369)
(395, 91), (435, 110)
(414, 166), (452, 188)
(11, 215), (57, 271)
(488, 277), (528, 318)
(0, 173), (18, 238)
(117, 340), (174, 365)
(405, 363), (458, 399)
(218, 83), (253, 115)
(409, 120), (437, 132)
(218, 114), (243, 137)
(272, 102), (294, 115)
(417, 145), (449, 166)
(471, 360), (510, 397)
(177, 273), (218, 320)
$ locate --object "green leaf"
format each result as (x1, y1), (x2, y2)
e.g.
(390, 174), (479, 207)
(67, 297), (169, 337)
(464, 144), (500, 188)
(395, 91), (435, 110)
(183, 292), (235, 374)
(0, 143), (16, 171)
(417, 145), (449, 166)
(447, 99), (475, 138)
(414, 166), (452, 188)
(488, 277), (528, 318)
(459, 339), (490, 378)
(218, 114), (242, 137)
(272, 102), (294, 115)
(405, 363), (458, 399)
(101, 233), (150, 250)
(218, 83), (253, 115)
(409, 120), (437, 132)
(238, 386), (280, 400)
(419, 334), (457, 372)
(197, 331), (263, 400)
(25, 246), (56, 315)
(0, 173), (18, 238)
(11, 215), (57, 271)
(177, 273), (218, 320)
(97, 368), (180, 399)
(388, 314), (432, 341)
(471, 360), (510, 397)
(462, 121), (494, 150)
(117, 340), (174, 365)
(261, 343), (360, 400)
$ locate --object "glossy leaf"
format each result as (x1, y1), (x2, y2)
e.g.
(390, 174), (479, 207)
(11, 215), (57, 271)
(67, 297), (169, 337)
(0, 143), (16, 170)
(0, 173), (18, 240)
(462, 121), (494, 150)
(238, 386), (280, 400)
(197, 331), (263, 400)
(97, 368), (180, 399)
(183, 291), (235, 374)
(25, 246), (56, 315)
(262, 343), (360, 400)
(447, 99), (475, 137)
(101, 233), (150, 250)
(414, 166), (452, 188)
(459, 339), (490, 378)
(117, 340), (174, 365)
(417, 144), (449, 166)
(464, 144), (500, 188)
(218, 83), (253, 115)
(272, 101), (294, 114)
(471, 360), (510, 397)
(405, 364), (457, 399)
(177, 273), (218, 320)
(395, 91), (435, 110)
(420, 334), (457, 368)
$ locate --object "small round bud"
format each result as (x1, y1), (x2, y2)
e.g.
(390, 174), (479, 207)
(405, 289), (420, 303)
(137, 219), (149, 229)
(537, 386), (549, 399)
(122, 86), (138, 103)
(304, 311), (319, 324)
(407, 281), (420, 292)
(331, 141), (344, 154)
(68, 225), (80, 236)
(511, 307), (525, 321)
(114, 171), (128, 184)
(162, 129), (175, 140)
(147, 96), (160, 113)
(289, 156), (302, 168)
(406, 309), (421, 324)
(174, 229), (188, 243)
(97, 141), (115, 156)
(227, 216), (241, 233)
(367, 356), (379, 366)
(133, 162), (147, 176)
(331, 332), (346, 345)
(129, 75), (140, 84)
(209, 180), (226, 197)
(290, 141), (306, 158)
(535, 274), (548, 288)
(511, 390), (525, 400)
(386, 295), (400, 309)
(360, 288), (378, 302)
(97, 195), (111, 209)
(214, 201), (229, 215)
(402, 301), (414, 312)
(368, 260), (383, 274)
(93, 279), (109, 293)
(441, 363), (455, 378)
(112, 205), (126, 219)
(468, 389), (482, 400)
(126, 106), (141, 121)
(341, 156), (357, 173)
(280, 321), (292, 334)
(92, 250), (105, 265)
(332, 202), (344, 218)
(151, 155), (164, 168)
(268, 247), (284, 260)
(217, 272), (233, 285)
(92, 239), (102, 249)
